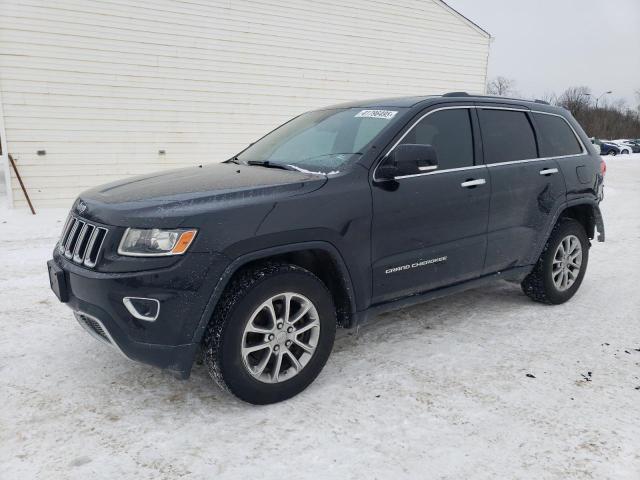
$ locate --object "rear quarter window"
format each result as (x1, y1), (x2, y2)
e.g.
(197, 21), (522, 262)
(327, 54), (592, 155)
(533, 113), (583, 157)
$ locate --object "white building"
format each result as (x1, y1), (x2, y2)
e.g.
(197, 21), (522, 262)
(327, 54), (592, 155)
(0, 0), (490, 209)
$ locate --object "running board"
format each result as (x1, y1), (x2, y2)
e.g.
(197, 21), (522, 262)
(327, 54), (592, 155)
(353, 266), (533, 327)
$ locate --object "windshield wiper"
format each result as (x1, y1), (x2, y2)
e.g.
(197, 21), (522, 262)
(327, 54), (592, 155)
(246, 160), (297, 171)
(299, 152), (359, 162)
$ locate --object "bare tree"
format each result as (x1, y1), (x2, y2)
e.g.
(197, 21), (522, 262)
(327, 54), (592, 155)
(535, 86), (640, 138)
(557, 86), (592, 116)
(487, 76), (516, 96)
(611, 98), (627, 113)
(485, 81), (639, 138)
(538, 91), (558, 105)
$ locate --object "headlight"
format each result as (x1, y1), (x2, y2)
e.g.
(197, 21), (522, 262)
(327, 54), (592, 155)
(118, 228), (197, 257)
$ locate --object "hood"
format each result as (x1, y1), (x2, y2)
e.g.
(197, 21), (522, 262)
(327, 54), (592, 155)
(76, 162), (327, 227)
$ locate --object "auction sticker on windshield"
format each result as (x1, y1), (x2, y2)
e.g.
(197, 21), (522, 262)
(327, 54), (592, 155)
(355, 109), (398, 119)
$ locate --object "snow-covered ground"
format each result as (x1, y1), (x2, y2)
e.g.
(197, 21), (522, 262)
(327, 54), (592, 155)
(1, 156), (640, 479)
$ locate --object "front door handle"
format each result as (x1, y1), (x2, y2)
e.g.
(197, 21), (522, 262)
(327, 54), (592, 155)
(539, 168), (559, 176)
(460, 178), (486, 188)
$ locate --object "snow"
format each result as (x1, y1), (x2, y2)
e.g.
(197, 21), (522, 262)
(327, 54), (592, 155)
(1, 155), (640, 479)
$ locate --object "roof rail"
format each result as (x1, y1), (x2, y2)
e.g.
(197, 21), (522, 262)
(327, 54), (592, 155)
(439, 93), (554, 105)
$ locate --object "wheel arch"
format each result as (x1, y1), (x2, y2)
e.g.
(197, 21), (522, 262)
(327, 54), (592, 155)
(531, 200), (604, 266)
(191, 241), (358, 345)
(559, 201), (605, 242)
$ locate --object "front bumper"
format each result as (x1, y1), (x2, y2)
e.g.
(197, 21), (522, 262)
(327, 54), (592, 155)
(48, 249), (229, 378)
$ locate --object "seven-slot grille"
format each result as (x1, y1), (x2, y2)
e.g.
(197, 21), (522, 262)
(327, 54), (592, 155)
(59, 216), (108, 268)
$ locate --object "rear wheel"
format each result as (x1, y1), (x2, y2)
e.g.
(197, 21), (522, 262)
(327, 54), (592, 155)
(521, 218), (589, 304)
(607, 150), (617, 156)
(203, 263), (336, 404)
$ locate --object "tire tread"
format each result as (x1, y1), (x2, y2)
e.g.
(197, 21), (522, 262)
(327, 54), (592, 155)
(202, 262), (333, 402)
(521, 218), (588, 304)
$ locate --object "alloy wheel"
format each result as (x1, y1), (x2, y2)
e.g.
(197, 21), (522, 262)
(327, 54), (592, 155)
(552, 234), (582, 292)
(241, 293), (320, 383)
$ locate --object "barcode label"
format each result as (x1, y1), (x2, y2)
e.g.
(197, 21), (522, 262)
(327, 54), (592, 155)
(355, 109), (398, 119)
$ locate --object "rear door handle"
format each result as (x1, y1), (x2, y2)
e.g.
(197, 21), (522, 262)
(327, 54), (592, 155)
(460, 178), (486, 188)
(539, 168), (559, 176)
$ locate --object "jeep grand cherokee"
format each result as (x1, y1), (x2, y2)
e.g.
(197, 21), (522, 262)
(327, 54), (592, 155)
(48, 92), (605, 404)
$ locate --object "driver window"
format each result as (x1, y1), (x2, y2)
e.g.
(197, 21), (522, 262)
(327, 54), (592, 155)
(400, 108), (474, 170)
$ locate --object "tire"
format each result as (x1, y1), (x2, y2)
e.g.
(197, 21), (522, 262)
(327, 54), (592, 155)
(607, 150), (617, 156)
(203, 263), (336, 404)
(521, 218), (589, 305)
(621, 150), (629, 155)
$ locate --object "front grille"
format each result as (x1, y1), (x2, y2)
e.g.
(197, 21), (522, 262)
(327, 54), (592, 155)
(76, 313), (112, 345)
(59, 215), (108, 268)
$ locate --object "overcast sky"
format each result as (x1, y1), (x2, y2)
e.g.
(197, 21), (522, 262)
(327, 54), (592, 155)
(446, 0), (640, 108)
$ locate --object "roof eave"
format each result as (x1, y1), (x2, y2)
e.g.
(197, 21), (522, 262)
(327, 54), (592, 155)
(435, 0), (492, 39)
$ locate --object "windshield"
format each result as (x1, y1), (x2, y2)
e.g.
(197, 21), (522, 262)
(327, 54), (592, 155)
(235, 107), (405, 173)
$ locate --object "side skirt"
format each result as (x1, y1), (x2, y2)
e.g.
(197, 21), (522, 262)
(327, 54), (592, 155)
(352, 266), (532, 328)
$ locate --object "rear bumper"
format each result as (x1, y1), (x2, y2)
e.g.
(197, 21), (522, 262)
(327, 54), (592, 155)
(48, 249), (229, 378)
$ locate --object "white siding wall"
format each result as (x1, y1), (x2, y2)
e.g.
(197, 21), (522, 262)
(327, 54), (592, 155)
(0, 0), (490, 208)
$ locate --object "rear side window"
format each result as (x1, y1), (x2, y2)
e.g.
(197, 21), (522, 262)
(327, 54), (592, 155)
(478, 109), (537, 163)
(400, 108), (474, 169)
(533, 113), (583, 157)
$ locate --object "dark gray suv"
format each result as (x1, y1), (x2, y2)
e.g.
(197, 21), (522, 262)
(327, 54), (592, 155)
(48, 92), (605, 404)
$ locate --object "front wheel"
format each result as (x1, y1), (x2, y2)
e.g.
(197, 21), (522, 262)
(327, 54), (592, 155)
(203, 263), (336, 404)
(521, 218), (589, 304)
(607, 150), (617, 156)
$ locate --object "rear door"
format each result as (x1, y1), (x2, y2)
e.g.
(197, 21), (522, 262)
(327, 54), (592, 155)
(477, 106), (566, 274)
(530, 111), (592, 206)
(370, 106), (490, 304)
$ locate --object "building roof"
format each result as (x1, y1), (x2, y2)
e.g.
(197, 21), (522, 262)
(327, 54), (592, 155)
(436, 0), (491, 38)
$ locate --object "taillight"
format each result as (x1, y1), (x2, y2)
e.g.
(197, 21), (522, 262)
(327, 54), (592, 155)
(600, 159), (607, 176)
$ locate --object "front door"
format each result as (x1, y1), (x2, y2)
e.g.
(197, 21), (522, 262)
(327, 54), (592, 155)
(370, 107), (490, 304)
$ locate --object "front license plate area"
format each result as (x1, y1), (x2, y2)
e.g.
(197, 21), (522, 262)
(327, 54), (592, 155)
(47, 260), (69, 303)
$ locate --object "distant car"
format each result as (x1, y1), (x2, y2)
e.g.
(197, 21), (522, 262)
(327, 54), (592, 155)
(605, 140), (632, 155)
(613, 139), (640, 153)
(592, 138), (620, 156)
(625, 142), (640, 153)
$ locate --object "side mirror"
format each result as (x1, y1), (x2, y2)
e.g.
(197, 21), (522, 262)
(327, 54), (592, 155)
(377, 144), (438, 180)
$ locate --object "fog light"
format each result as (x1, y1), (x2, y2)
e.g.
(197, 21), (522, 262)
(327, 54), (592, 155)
(123, 297), (160, 322)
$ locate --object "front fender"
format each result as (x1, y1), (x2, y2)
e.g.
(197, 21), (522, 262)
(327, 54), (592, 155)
(190, 240), (357, 345)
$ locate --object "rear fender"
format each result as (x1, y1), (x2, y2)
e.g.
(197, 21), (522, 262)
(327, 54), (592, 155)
(533, 200), (604, 263)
